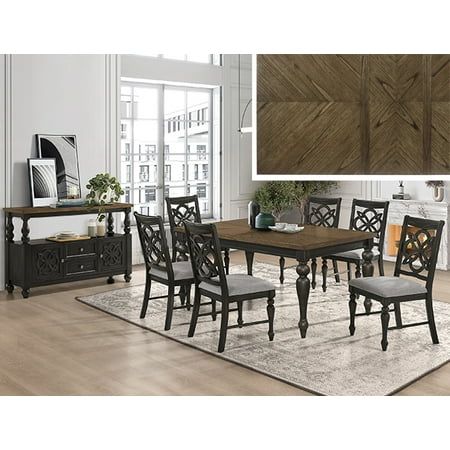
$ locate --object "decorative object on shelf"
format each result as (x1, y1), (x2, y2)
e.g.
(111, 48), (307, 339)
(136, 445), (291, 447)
(27, 158), (58, 207)
(248, 200), (260, 228)
(86, 173), (124, 225)
(293, 181), (338, 225)
(426, 180), (445, 202)
(255, 212), (275, 230)
(52, 198), (86, 208)
(96, 221), (106, 237)
(36, 134), (81, 200)
(392, 180), (411, 200)
(88, 219), (97, 237)
(47, 234), (91, 243)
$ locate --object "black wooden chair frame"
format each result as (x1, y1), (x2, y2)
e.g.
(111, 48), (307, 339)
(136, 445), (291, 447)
(348, 215), (445, 351)
(185, 222), (275, 353)
(135, 213), (196, 331)
(165, 195), (230, 274)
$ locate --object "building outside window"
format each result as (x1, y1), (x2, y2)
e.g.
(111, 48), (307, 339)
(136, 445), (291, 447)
(120, 81), (213, 219)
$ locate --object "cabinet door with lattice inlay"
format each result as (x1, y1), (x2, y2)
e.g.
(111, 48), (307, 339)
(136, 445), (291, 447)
(31, 245), (64, 282)
(99, 239), (126, 272)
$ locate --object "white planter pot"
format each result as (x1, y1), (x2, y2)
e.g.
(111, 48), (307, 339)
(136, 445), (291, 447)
(96, 222), (106, 237)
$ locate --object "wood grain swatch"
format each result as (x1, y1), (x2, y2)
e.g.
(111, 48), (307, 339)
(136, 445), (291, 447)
(257, 54), (450, 175)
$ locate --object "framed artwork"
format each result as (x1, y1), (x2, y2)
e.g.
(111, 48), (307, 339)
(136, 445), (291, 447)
(27, 158), (58, 207)
(36, 134), (81, 199)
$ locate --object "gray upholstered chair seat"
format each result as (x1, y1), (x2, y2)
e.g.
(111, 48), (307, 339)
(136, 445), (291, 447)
(349, 276), (426, 298)
(151, 261), (193, 281)
(332, 247), (379, 261)
(200, 274), (275, 297)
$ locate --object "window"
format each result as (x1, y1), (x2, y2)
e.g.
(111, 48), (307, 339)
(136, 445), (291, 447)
(197, 145), (207, 160)
(139, 54), (219, 65)
(164, 165), (171, 182)
(120, 82), (213, 219)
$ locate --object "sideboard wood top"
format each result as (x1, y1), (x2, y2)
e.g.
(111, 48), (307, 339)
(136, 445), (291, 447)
(4, 203), (133, 218)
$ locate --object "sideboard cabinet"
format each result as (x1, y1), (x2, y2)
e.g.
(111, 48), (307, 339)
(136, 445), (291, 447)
(3, 203), (133, 298)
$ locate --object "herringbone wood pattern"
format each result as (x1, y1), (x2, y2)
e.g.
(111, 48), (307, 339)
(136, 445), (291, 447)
(257, 54), (450, 175)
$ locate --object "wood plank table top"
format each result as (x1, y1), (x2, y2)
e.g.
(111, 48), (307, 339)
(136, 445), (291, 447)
(213, 219), (376, 252)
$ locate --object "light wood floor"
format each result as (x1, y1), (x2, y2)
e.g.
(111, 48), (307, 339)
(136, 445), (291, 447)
(1, 252), (450, 396)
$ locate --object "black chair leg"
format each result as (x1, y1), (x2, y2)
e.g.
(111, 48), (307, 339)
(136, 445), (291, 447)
(380, 304), (390, 351)
(279, 257), (285, 284)
(179, 285), (186, 306)
(188, 288), (201, 337)
(140, 276), (151, 319)
(332, 260), (340, 283)
(347, 262), (352, 281)
(425, 297), (439, 344)
(378, 257), (385, 276)
(311, 258), (317, 289)
(267, 294), (275, 341)
(164, 286), (175, 331)
(394, 302), (402, 329)
(349, 290), (357, 336)
(212, 299), (217, 321)
(185, 284), (191, 311)
(237, 301), (244, 327)
(321, 258), (328, 293)
(218, 302), (229, 353)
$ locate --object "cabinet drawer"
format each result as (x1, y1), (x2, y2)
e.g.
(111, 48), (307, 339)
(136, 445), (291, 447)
(66, 240), (96, 257)
(65, 256), (97, 275)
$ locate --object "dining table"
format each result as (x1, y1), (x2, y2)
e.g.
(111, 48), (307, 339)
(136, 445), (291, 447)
(208, 219), (378, 338)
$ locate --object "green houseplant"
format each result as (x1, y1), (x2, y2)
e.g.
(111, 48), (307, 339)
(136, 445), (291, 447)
(254, 181), (297, 228)
(86, 174), (124, 234)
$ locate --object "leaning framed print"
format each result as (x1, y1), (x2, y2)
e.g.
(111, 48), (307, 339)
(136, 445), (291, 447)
(27, 158), (58, 207)
(36, 134), (82, 199)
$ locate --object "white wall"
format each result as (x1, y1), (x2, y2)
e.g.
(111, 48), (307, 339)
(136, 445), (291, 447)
(0, 54), (119, 289)
(221, 54), (262, 220)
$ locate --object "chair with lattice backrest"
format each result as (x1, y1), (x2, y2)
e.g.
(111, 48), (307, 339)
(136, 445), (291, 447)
(305, 196), (342, 291)
(348, 215), (444, 351)
(166, 194), (231, 274)
(184, 222), (276, 353)
(134, 213), (195, 331)
(326, 199), (389, 311)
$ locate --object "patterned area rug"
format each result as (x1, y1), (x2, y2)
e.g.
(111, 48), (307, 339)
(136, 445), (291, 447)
(77, 263), (450, 395)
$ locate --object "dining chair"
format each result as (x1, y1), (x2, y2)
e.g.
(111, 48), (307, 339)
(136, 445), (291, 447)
(166, 195), (230, 275)
(325, 199), (389, 294)
(185, 222), (276, 353)
(278, 196), (342, 287)
(306, 196), (342, 291)
(348, 215), (444, 351)
(135, 212), (195, 331)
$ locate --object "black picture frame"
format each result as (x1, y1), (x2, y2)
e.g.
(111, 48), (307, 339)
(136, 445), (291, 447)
(36, 134), (81, 200)
(27, 158), (58, 207)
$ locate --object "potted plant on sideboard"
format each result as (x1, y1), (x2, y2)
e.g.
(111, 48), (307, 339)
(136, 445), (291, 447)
(86, 173), (124, 236)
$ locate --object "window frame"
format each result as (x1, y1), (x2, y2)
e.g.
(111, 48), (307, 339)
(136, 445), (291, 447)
(120, 80), (214, 221)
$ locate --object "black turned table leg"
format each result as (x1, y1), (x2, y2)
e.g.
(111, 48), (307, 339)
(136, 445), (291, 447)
(362, 240), (374, 314)
(223, 248), (230, 275)
(311, 258), (317, 289)
(296, 259), (310, 338)
(5, 213), (14, 293)
(279, 257), (285, 284)
(107, 212), (114, 237)
(245, 251), (254, 276)
(124, 208), (132, 283)
(321, 258), (328, 292)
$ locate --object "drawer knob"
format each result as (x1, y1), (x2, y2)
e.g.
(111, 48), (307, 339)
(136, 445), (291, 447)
(80, 265), (84, 269)
(80, 247), (84, 252)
